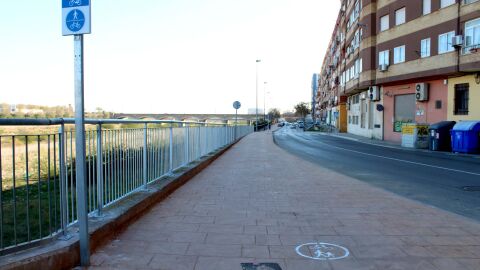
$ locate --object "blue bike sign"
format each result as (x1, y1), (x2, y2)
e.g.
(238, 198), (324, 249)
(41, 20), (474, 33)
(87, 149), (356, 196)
(62, 0), (91, 35)
(62, 0), (90, 8)
(66, 9), (85, 32)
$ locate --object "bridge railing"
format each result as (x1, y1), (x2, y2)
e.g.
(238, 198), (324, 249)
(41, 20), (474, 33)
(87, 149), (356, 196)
(0, 118), (253, 254)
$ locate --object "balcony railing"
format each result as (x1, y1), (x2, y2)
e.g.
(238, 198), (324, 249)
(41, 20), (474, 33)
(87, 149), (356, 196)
(0, 118), (253, 254)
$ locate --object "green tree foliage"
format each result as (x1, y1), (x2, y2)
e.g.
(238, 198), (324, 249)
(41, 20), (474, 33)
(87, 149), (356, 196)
(294, 102), (311, 118)
(0, 104), (107, 119)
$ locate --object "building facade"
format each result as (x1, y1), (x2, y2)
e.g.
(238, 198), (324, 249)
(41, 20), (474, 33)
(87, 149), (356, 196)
(311, 73), (319, 120)
(316, 0), (480, 142)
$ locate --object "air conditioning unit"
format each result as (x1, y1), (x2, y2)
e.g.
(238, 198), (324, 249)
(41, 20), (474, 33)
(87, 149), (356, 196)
(379, 64), (389, 72)
(415, 83), (429, 102)
(369, 86), (380, 101)
(452, 35), (463, 48)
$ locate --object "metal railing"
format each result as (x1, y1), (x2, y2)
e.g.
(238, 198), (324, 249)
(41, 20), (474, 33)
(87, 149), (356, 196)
(0, 118), (252, 253)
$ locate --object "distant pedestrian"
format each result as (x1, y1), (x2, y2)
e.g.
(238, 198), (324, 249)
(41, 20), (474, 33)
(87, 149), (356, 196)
(268, 123), (271, 130)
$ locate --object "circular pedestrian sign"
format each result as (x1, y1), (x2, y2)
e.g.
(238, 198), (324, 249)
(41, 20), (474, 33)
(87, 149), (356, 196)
(233, 101), (241, 110)
(66, 9), (85, 32)
(295, 242), (349, 260)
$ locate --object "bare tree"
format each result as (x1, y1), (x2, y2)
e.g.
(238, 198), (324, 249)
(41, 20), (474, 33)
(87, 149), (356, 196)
(268, 108), (281, 121)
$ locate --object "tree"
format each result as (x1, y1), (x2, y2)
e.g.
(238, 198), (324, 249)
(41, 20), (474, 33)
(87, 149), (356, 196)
(268, 108), (281, 121)
(294, 102), (311, 118)
(0, 103), (9, 118)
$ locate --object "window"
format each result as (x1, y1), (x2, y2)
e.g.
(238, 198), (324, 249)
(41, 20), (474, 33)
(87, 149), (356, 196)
(465, 18), (480, 52)
(379, 50), (389, 66)
(421, 38), (431, 58)
(394, 45), (405, 64)
(352, 95), (360, 104)
(438, 31), (455, 54)
(347, 0), (361, 31)
(395, 8), (406, 26)
(454, 84), (469, 115)
(440, 0), (455, 8)
(423, 0), (431, 15)
(380, 15), (389, 31)
(351, 29), (362, 50)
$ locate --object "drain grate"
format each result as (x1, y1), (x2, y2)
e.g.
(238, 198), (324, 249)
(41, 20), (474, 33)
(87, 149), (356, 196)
(461, 186), (480, 192)
(241, 263), (283, 270)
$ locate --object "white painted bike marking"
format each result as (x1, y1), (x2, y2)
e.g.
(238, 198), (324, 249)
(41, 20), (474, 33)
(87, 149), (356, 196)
(295, 242), (349, 260)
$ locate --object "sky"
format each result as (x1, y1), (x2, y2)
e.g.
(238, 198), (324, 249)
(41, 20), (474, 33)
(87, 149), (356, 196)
(0, 0), (340, 114)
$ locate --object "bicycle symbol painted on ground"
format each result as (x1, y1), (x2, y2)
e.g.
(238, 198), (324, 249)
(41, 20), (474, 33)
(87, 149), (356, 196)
(295, 242), (349, 260)
(66, 9), (85, 32)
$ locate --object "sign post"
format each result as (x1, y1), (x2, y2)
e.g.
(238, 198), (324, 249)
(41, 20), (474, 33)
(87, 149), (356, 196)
(62, 0), (91, 266)
(233, 101), (241, 140)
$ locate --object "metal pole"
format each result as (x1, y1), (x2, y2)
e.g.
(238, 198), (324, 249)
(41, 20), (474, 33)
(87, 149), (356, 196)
(74, 34), (89, 266)
(185, 124), (189, 164)
(96, 124), (103, 216)
(143, 123), (148, 189)
(169, 124), (173, 173)
(235, 109), (238, 140)
(58, 124), (68, 236)
(264, 82), (267, 121)
(256, 59), (260, 131)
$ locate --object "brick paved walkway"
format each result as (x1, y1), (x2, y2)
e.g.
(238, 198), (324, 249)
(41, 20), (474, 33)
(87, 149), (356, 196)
(89, 130), (480, 270)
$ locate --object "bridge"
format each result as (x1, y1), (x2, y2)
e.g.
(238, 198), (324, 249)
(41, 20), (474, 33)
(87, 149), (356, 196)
(111, 113), (261, 124)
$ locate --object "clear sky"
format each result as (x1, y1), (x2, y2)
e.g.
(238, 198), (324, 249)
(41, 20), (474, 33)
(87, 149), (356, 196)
(0, 0), (340, 114)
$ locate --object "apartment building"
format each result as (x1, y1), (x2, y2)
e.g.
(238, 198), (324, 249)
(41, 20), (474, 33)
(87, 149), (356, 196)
(316, 12), (348, 132)
(311, 73), (319, 120)
(316, 0), (480, 142)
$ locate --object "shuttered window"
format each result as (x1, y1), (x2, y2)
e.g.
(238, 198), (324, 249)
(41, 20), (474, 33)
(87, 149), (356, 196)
(394, 94), (415, 132)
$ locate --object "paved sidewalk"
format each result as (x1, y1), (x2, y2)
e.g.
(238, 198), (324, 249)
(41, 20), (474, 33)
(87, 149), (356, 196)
(89, 130), (480, 270)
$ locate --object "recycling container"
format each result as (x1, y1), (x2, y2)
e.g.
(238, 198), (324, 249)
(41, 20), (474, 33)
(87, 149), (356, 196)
(401, 123), (429, 149)
(428, 121), (456, 151)
(450, 121), (480, 154)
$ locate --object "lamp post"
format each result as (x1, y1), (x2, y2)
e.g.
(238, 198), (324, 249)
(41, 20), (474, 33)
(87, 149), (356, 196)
(256, 59), (261, 131)
(263, 82), (267, 122)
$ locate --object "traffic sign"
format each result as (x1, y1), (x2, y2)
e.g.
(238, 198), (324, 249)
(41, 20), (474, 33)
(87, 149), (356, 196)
(233, 101), (241, 110)
(62, 0), (91, 35)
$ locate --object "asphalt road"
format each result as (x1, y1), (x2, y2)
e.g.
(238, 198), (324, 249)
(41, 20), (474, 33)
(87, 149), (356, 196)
(273, 127), (480, 221)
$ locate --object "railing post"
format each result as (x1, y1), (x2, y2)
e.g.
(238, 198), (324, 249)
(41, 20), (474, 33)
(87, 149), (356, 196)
(169, 124), (173, 173)
(185, 124), (189, 164)
(58, 124), (69, 237)
(96, 124), (104, 216)
(143, 123), (148, 189)
(226, 124), (229, 145)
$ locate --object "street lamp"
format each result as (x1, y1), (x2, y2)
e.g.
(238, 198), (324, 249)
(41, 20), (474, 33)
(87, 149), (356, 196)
(256, 59), (261, 131)
(263, 82), (267, 121)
